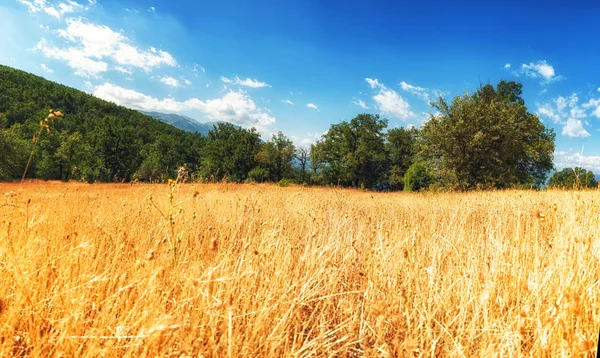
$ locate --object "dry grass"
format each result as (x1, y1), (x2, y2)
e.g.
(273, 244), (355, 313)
(0, 182), (598, 357)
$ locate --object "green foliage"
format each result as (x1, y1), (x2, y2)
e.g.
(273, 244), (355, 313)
(403, 162), (431, 192)
(311, 114), (389, 188)
(0, 125), (29, 180)
(0, 65), (203, 182)
(547, 167), (597, 189)
(247, 167), (270, 183)
(387, 127), (419, 190)
(421, 80), (555, 190)
(199, 123), (262, 182)
(277, 178), (292, 187)
(255, 131), (296, 182)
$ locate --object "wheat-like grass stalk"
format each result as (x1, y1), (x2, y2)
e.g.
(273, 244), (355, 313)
(20, 109), (63, 184)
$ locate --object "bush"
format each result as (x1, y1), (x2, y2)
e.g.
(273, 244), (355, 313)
(277, 178), (292, 187)
(404, 162), (432, 192)
(247, 167), (270, 183)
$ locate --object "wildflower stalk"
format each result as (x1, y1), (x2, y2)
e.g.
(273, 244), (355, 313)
(21, 109), (63, 183)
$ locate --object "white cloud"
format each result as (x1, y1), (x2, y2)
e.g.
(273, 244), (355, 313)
(583, 98), (600, 118)
(281, 99), (294, 105)
(306, 103), (318, 110)
(40, 63), (53, 73)
(17, 0), (84, 19)
(562, 118), (590, 139)
(365, 78), (382, 89)
(184, 79), (192, 86)
(519, 60), (561, 84)
(352, 98), (369, 109)
(192, 64), (206, 74)
(148, 6), (155, 12)
(160, 76), (179, 88)
(220, 76), (270, 88)
(537, 94), (587, 125)
(504, 63), (511, 69)
(365, 78), (414, 120)
(115, 66), (132, 75)
(35, 18), (176, 77)
(555, 151), (600, 172)
(399, 81), (430, 102)
(93, 83), (275, 132)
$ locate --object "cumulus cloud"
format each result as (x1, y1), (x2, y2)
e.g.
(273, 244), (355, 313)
(504, 63), (511, 69)
(562, 118), (590, 138)
(160, 76), (179, 88)
(583, 98), (600, 119)
(281, 99), (294, 105)
(555, 151), (600, 172)
(17, 0), (84, 19)
(365, 78), (413, 120)
(93, 83), (275, 132)
(306, 103), (318, 110)
(220, 76), (270, 88)
(537, 94), (587, 124)
(35, 18), (176, 77)
(518, 60), (561, 84)
(537, 94), (595, 139)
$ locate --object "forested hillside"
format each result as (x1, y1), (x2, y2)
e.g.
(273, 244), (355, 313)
(0, 65), (204, 182)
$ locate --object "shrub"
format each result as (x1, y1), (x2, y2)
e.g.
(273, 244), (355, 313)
(247, 167), (270, 183)
(277, 178), (292, 187)
(404, 162), (432, 192)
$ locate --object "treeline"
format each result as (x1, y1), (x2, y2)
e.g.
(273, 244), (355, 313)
(0, 64), (581, 190)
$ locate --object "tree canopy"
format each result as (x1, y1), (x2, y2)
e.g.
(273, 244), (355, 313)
(547, 167), (598, 189)
(311, 114), (388, 189)
(421, 80), (555, 189)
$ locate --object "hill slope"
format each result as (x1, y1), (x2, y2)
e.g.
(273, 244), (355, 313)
(140, 111), (225, 135)
(0, 64), (204, 182)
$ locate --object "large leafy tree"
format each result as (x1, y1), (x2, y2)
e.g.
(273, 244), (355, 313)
(200, 123), (262, 182)
(387, 127), (419, 190)
(0, 114), (28, 180)
(311, 114), (388, 188)
(255, 131), (296, 182)
(547, 167), (597, 189)
(421, 80), (555, 189)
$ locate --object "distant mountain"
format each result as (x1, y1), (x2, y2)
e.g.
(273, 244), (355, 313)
(141, 111), (229, 136)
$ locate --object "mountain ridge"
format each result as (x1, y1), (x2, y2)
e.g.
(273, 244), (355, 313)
(140, 111), (231, 136)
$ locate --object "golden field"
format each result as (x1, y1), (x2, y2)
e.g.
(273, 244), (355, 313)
(0, 182), (598, 357)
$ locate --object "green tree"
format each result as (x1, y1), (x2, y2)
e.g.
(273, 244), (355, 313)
(311, 114), (388, 188)
(421, 80), (555, 189)
(255, 131), (296, 182)
(0, 121), (28, 180)
(404, 161), (432, 192)
(200, 123), (262, 182)
(387, 127), (419, 190)
(547, 167), (597, 189)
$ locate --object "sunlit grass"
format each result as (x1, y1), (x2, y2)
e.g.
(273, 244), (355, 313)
(0, 182), (598, 356)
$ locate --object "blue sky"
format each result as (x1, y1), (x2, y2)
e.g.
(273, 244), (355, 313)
(2, 0), (600, 172)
